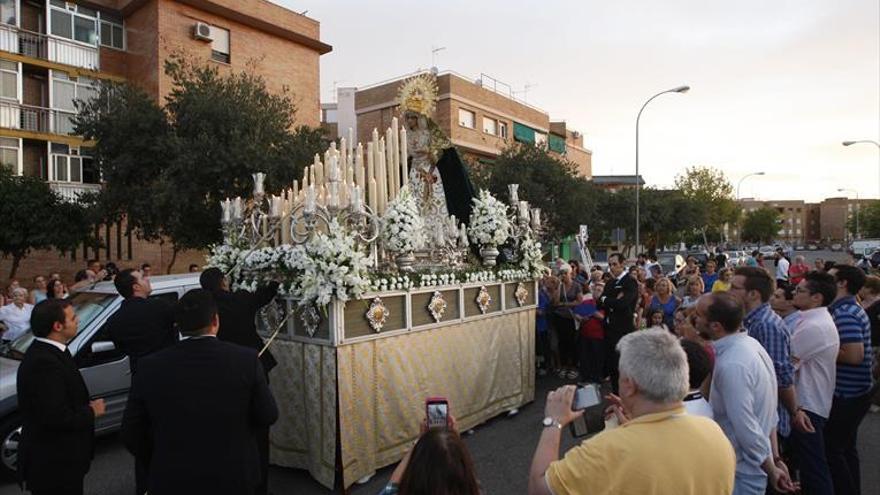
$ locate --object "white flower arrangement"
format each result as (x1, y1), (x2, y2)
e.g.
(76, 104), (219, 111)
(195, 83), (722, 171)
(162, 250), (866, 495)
(205, 244), (243, 280)
(415, 272), (459, 289)
(498, 268), (530, 281)
(518, 235), (546, 279)
(463, 270), (498, 283)
(292, 219), (372, 307)
(371, 274), (415, 292)
(468, 190), (512, 247)
(381, 186), (425, 253)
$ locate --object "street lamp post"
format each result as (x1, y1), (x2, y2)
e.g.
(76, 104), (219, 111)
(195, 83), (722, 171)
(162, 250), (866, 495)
(635, 85), (689, 253)
(837, 188), (860, 240)
(734, 172), (765, 244)
(842, 140), (880, 197)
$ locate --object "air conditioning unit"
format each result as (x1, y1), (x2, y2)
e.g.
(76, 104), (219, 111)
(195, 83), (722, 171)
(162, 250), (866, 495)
(193, 22), (213, 42)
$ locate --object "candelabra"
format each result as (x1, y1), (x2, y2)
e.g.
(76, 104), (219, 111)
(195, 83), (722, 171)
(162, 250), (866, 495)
(505, 184), (542, 262)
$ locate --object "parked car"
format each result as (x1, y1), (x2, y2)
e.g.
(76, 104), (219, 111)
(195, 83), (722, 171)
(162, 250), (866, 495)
(0, 274), (201, 478)
(849, 239), (880, 259)
(657, 252), (686, 281)
(830, 243), (843, 252)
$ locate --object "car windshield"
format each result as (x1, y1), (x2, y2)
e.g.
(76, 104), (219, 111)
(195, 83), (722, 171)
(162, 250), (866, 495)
(657, 255), (677, 272)
(1, 292), (116, 360)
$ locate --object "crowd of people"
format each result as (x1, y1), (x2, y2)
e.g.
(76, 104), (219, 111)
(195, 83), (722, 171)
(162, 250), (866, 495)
(379, 249), (877, 495)
(7, 247), (879, 495)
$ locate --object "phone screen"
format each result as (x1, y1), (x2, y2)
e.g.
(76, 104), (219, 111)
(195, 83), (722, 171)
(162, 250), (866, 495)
(426, 401), (448, 429)
(572, 384), (602, 411)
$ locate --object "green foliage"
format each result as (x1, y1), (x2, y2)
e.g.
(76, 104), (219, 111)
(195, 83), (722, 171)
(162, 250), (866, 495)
(472, 143), (599, 244)
(848, 200), (880, 238)
(74, 52), (327, 271)
(0, 168), (93, 278)
(742, 207), (781, 244)
(674, 165), (739, 240)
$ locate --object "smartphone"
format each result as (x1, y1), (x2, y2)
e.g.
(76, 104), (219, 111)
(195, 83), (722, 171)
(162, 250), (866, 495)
(571, 384), (602, 411)
(570, 384), (605, 438)
(426, 397), (449, 429)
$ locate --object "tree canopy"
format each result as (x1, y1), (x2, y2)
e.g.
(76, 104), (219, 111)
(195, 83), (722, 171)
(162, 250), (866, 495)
(741, 207), (781, 244)
(75, 53), (327, 272)
(674, 165), (739, 241)
(0, 168), (93, 278)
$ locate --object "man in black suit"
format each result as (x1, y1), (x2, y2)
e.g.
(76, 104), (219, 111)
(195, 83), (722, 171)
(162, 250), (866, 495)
(105, 268), (177, 495)
(121, 289), (279, 495)
(200, 267), (279, 495)
(16, 299), (106, 495)
(597, 252), (640, 393)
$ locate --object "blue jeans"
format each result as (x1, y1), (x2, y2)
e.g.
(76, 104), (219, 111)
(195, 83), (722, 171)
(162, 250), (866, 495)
(733, 471), (767, 495)
(789, 410), (833, 495)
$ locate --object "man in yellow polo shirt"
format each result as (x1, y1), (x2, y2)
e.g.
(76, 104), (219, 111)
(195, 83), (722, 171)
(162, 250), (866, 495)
(527, 328), (736, 495)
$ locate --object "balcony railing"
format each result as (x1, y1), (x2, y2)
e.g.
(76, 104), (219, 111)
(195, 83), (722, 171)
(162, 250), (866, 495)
(49, 181), (101, 202)
(0, 23), (99, 71)
(0, 100), (77, 136)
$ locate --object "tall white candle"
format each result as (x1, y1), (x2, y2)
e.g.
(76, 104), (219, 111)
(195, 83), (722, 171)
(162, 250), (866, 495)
(377, 138), (387, 214)
(385, 127), (396, 200)
(400, 126), (408, 185)
(351, 185), (362, 212)
(368, 178), (377, 213)
(356, 143), (365, 189)
(305, 186), (316, 213)
(391, 118), (400, 197)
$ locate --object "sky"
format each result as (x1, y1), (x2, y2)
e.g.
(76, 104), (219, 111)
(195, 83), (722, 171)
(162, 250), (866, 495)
(276, 0), (880, 203)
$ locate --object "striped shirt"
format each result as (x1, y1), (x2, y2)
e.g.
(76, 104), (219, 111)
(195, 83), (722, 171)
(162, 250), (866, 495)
(744, 303), (794, 437)
(828, 296), (874, 398)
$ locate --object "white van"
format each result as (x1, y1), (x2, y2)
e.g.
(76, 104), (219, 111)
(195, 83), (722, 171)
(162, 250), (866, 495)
(849, 239), (880, 258)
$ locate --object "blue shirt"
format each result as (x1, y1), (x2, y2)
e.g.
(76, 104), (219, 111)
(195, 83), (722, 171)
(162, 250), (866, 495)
(744, 303), (794, 437)
(828, 296), (874, 398)
(701, 272), (719, 293)
(710, 332), (778, 479)
(537, 288), (551, 335)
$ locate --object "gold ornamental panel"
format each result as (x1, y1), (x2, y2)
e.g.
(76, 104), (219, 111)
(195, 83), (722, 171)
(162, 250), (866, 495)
(463, 284), (501, 317)
(411, 289), (460, 326)
(344, 295), (407, 339)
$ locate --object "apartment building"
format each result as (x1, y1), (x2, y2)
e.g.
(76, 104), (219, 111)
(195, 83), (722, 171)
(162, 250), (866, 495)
(736, 197), (871, 244)
(591, 175), (645, 193)
(328, 70), (593, 177)
(0, 0), (330, 279)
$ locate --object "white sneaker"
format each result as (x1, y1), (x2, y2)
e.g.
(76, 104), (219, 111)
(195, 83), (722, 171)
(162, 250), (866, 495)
(507, 408), (519, 417)
(357, 472), (375, 484)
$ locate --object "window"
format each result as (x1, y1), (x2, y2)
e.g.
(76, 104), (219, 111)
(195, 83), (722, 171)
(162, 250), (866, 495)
(483, 117), (496, 135)
(49, 2), (100, 45)
(498, 121), (508, 139)
(210, 26), (230, 63)
(0, 59), (17, 100)
(0, 137), (18, 171)
(0, 0), (15, 26)
(458, 108), (475, 128)
(99, 14), (124, 50)
(53, 152), (82, 182)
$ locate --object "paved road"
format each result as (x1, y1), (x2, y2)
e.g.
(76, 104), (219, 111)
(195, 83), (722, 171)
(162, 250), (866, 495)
(2, 373), (877, 494)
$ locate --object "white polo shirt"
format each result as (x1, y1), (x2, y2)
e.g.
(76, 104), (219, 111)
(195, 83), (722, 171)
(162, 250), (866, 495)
(791, 307), (840, 418)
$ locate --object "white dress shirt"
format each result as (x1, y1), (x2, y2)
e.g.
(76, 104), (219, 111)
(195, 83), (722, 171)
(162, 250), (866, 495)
(0, 303), (34, 341)
(791, 307), (840, 418)
(34, 337), (68, 353)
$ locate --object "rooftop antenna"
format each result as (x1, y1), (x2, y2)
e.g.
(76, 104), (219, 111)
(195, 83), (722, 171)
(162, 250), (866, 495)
(431, 45), (446, 73)
(513, 83), (536, 103)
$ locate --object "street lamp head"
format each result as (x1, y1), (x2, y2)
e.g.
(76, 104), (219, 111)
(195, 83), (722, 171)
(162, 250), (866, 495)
(672, 85), (690, 93)
(755, 171), (766, 176)
(842, 141), (856, 146)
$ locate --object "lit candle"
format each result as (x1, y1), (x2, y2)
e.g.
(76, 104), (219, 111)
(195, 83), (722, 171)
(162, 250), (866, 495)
(305, 186), (316, 214)
(220, 199), (231, 223)
(351, 185), (363, 212)
(508, 184), (519, 205)
(531, 208), (541, 230)
(253, 172), (265, 196)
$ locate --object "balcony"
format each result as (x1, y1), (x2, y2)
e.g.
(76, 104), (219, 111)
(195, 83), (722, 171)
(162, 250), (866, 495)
(0, 100), (77, 136)
(49, 181), (101, 202)
(0, 23), (99, 71)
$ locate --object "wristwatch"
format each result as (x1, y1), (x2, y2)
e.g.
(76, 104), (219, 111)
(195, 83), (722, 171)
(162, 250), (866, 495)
(542, 416), (563, 429)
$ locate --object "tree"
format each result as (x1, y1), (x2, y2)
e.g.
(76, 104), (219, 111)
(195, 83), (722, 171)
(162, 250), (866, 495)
(472, 143), (601, 244)
(674, 166), (739, 242)
(0, 169), (93, 278)
(847, 200), (880, 238)
(741, 207), (781, 244)
(75, 52), (327, 272)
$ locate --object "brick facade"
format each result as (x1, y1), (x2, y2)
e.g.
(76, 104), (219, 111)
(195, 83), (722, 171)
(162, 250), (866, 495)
(1, 0), (329, 284)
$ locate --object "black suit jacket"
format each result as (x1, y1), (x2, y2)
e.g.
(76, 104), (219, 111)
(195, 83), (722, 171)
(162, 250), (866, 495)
(121, 337), (279, 495)
(598, 273), (640, 335)
(16, 340), (95, 490)
(105, 297), (177, 374)
(212, 282), (279, 375)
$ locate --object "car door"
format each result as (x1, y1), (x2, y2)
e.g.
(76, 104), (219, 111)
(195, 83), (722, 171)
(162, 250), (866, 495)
(75, 290), (181, 433)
